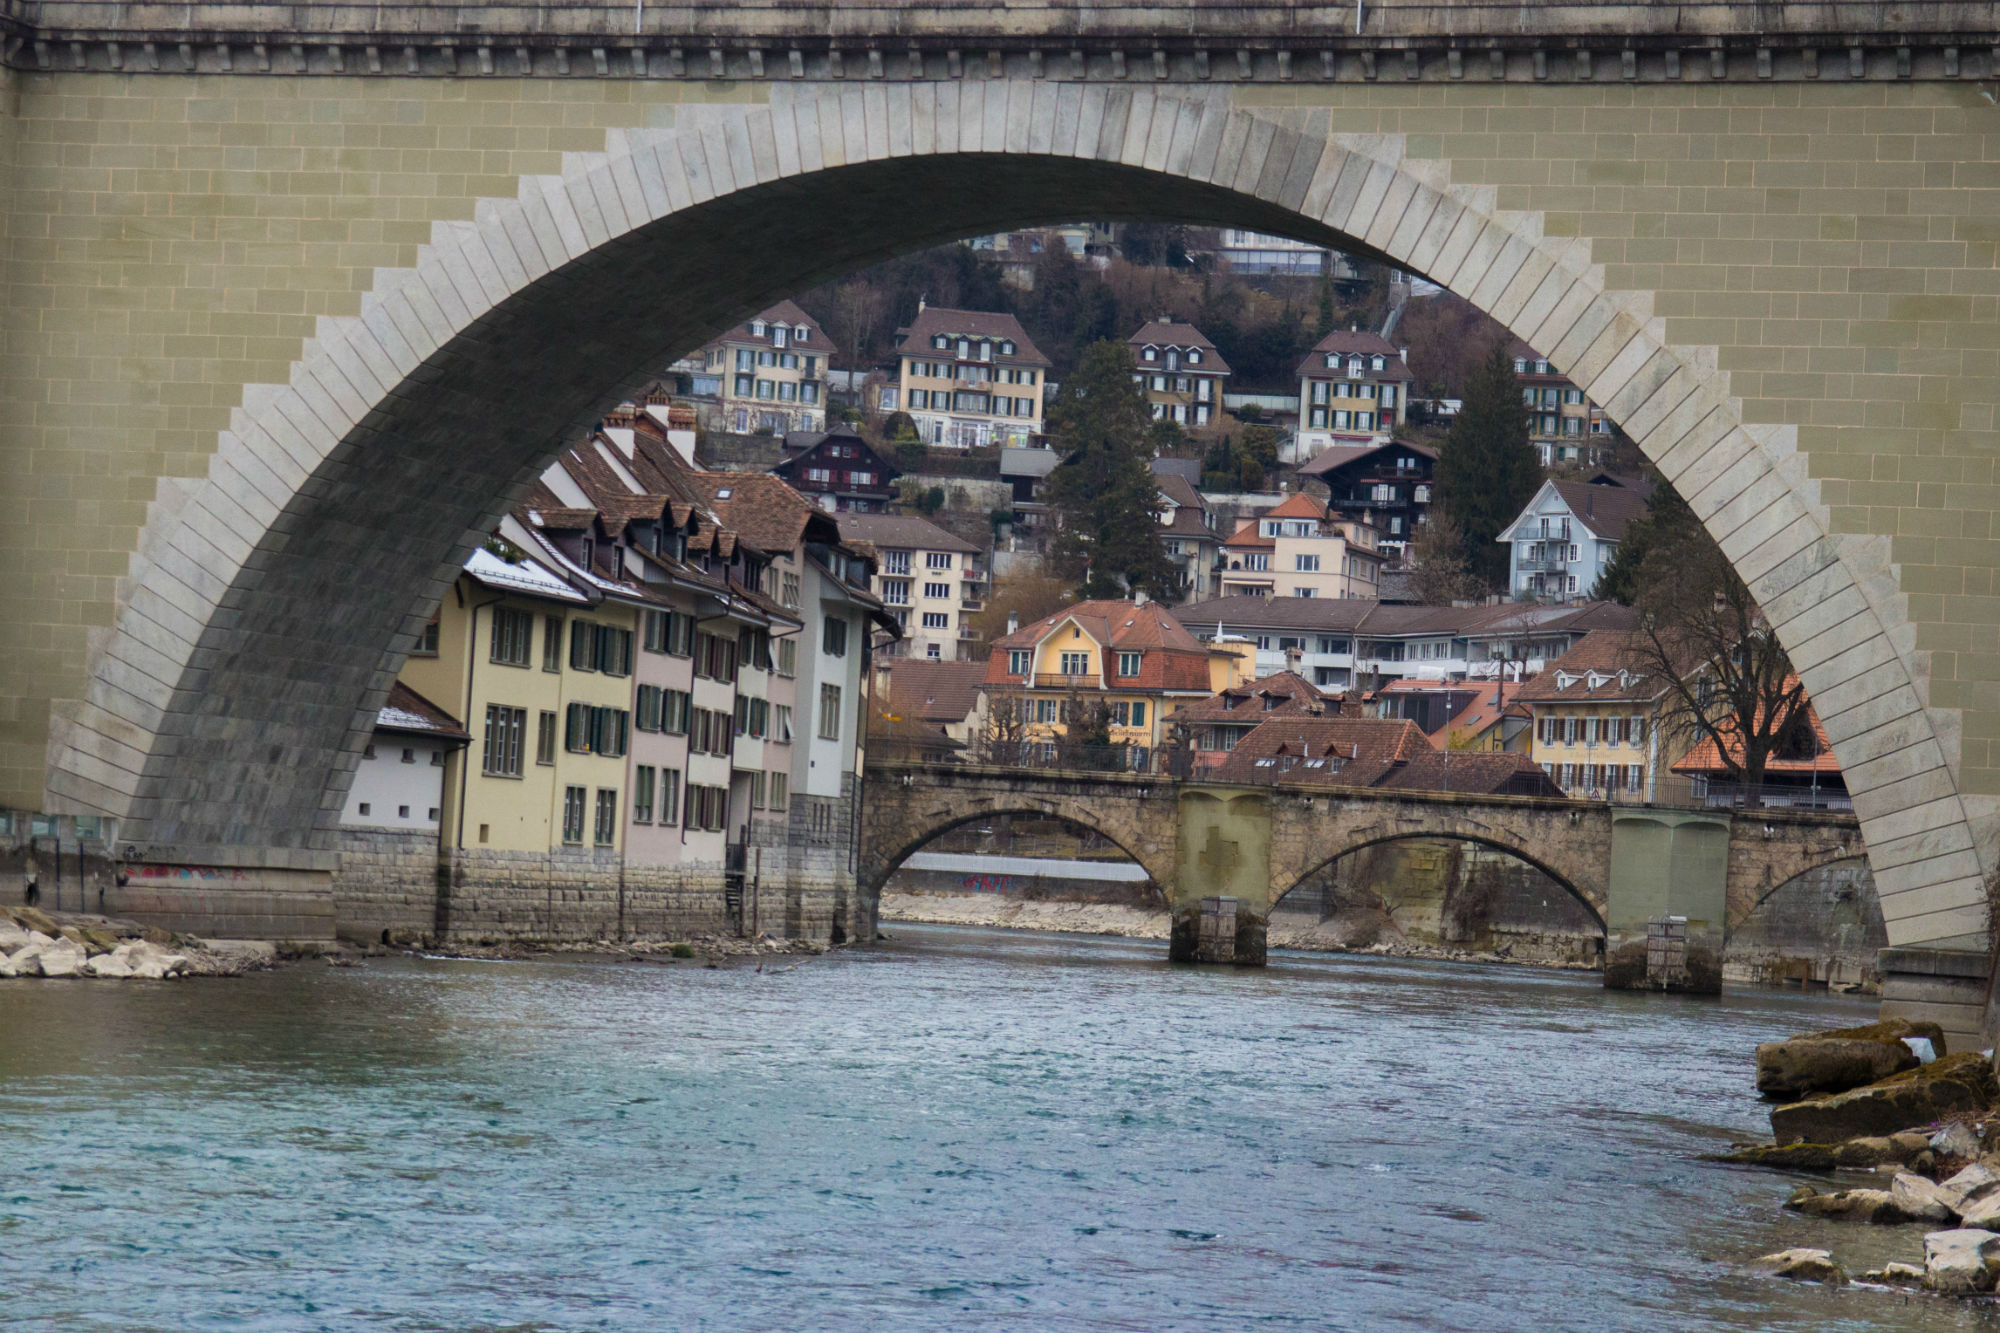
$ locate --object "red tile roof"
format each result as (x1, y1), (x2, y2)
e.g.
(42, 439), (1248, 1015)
(985, 599), (1213, 692)
(1210, 717), (1560, 795)
(1511, 630), (1681, 704)
(1169, 671), (1332, 725)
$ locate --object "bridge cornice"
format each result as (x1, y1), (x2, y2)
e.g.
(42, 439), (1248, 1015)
(4, 2), (1996, 80)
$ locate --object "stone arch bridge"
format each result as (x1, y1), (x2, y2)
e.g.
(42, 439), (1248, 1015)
(0, 1), (1994, 1029)
(861, 760), (1877, 999)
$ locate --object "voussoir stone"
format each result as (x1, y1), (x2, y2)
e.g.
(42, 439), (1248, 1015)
(1771, 1053), (1998, 1146)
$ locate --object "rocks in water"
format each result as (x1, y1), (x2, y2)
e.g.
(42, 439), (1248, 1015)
(1757, 1248), (1845, 1283)
(1759, 1037), (1919, 1101)
(35, 937), (87, 978)
(1931, 1121), (1984, 1161)
(118, 941), (189, 979)
(1715, 1142), (1842, 1170)
(9, 905), (61, 936)
(1892, 1171), (1961, 1224)
(1925, 1228), (2000, 1294)
(0, 921), (29, 953)
(1786, 1185), (1910, 1225)
(86, 951), (134, 979)
(1770, 1052), (1999, 1145)
(1862, 1261), (1928, 1287)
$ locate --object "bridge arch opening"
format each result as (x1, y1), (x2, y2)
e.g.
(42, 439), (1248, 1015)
(51, 87), (1982, 967)
(867, 808), (1171, 938)
(1273, 834), (1605, 968)
(1723, 856), (1887, 993)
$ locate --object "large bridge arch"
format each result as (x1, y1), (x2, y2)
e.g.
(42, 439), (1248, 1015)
(6, 76), (1989, 961)
(1275, 830), (1609, 932)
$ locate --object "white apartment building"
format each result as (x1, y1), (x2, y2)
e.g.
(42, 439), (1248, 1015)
(1498, 480), (1649, 602)
(1216, 493), (1385, 601)
(837, 513), (986, 661)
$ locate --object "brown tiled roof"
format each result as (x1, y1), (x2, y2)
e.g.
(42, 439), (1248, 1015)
(1127, 320), (1233, 376)
(895, 306), (1051, 368)
(1208, 717), (1434, 786)
(1542, 480), (1649, 542)
(1377, 751), (1566, 796)
(985, 599), (1212, 691)
(882, 660), (986, 724)
(1670, 685), (1840, 777)
(1155, 473), (1216, 539)
(717, 300), (833, 354)
(1169, 671), (1331, 725)
(1511, 630), (1679, 704)
(1178, 595), (1376, 634)
(688, 472), (820, 554)
(1223, 493), (1328, 548)
(1296, 331), (1416, 382)
(835, 513), (981, 555)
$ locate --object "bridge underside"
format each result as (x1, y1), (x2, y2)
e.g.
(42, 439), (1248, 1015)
(0, 59), (1992, 1028)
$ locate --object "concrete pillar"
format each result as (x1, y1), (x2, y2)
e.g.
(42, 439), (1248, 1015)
(1880, 948), (1991, 1056)
(1171, 788), (1271, 966)
(1604, 810), (1730, 993)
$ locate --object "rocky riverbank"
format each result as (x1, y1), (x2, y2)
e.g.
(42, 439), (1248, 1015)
(0, 904), (285, 979)
(1726, 1017), (2000, 1297)
(416, 932), (829, 965)
(878, 891), (1599, 969)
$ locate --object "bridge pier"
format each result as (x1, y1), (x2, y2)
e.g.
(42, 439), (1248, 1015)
(1878, 949), (1993, 1057)
(1170, 790), (1274, 968)
(1603, 811), (1730, 994)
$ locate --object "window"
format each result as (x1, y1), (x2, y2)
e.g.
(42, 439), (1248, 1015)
(561, 786), (586, 844)
(482, 705), (525, 777)
(594, 789), (618, 846)
(490, 608), (533, 666)
(884, 550), (911, 575)
(769, 771), (788, 810)
(1117, 651), (1141, 676)
(660, 769), (683, 825)
(1130, 702), (1147, 727)
(1295, 554), (1320, 572)
(819, 684), (843, 740)
(922, 582), (950, 600)
(1059, 651), (1089, 675)
(536, 711), (557, 765)
(570, 620), (598, 671)
(633, 767), (656, 823)
(823, 616), (848, 657)
(636, 684), (663, 731)
(775, 704), (794, 742)
(1009, 650), (1031, 675)
(596, 625), (633, 677)
(925, 551), (953, 570)
(412, 619), (440, 656)
(776, 638), (798, 677)
(921, 612), (949, 629)
(1293, 588), (1318, 599)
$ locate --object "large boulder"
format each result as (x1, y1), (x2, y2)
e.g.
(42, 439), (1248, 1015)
(9, 905), (60, 936)
(1771, 1053), (1998, 1145)
(122, 941), (189, 980)
(36, 937), (87, 978)
(85, 952), (134, 979)
(1892, 1171), (1961, 1223)
(1757, 1248), (1845, 1283)
(0, 921), (29, 953)
(1925, 1228), (2000, 1294)
(1785, 1185), (1910, 1224)
(1756, 1018), (1946, 1100)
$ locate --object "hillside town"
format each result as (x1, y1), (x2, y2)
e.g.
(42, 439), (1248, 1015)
(332, 226), (1849, 946)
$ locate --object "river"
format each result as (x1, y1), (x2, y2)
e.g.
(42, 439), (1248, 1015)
(2, 925), (1993, 1331)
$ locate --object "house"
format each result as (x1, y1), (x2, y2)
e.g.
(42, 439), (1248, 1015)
(1512, 630), (1699, 801)
(340, 684), (469, 832)
(1296, 439), (1437, 557)
(1128, 318), (1231, 429)
(1217, 493), (1385, 600)
(1289, 330), (1415, 464)
(771, 423), (903, 513)
(1670, 689), (1848, 810)
(1165, 670), (1334, 770)
(999, 444), (1062, 549)
(1371, 678), (1530, 752)
(835, 513), (986, 661)
(1205, 229), (1350, 276)
(1174, 595), (1636, 691)
(1155, 471), (1222, 600)
(689, 300), (833, 436)
(981, 598), (1243, 768)
(1207, 716), (1563, 796)
(1498, 479), (1650, 602)
(887, 304), (1051, 449)
(1510, 339), (1609, 467)
(876, 658), (987, 745)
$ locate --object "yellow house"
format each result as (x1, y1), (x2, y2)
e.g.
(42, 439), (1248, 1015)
(980, 598), (1232, 767)
(1513, 631), (1696, 801)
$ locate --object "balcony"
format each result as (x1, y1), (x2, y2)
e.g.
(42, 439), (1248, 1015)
(1516, 553), (1571, 572)
(961, 597), (985, 611)
(1032, 672), (1102, 689)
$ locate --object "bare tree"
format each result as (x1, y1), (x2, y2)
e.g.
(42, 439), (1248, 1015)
(1407, 503), (1490, 606)
(1625, 489), (1812, 805)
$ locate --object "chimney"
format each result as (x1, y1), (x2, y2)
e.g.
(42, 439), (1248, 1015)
(1399, 346), (1408, 364)
(1007, 610), (1019, 634)
(1284, 644), (1303, 673)
(1134, 590), (1149, 607)
(917, 295), (927, 313)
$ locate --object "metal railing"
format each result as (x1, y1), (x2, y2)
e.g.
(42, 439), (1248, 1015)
(1030, 672), (1101, 688)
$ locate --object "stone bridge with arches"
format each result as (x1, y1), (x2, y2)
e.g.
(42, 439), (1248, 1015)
(0, 1), (1995, 1031)
(860, 760), (1879, 1000)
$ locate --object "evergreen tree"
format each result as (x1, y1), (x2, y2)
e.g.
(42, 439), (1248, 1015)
(1314, 266), (1338, 339)
(1433, 341), (1542, 590)
(1046, 340), (1178, 600)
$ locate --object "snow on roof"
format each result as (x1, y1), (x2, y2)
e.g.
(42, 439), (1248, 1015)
(464, 546), (589, 603)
